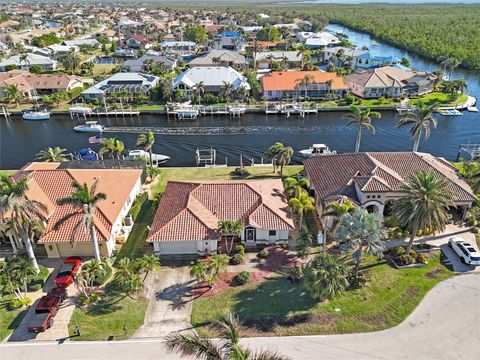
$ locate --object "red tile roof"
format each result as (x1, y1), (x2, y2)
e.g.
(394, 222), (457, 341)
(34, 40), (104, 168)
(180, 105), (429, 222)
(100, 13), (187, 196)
(11, 165), (142, 244)
(147, 180), (294, 242)
(261, 71), (347, 91)
(304, 152), (476, 205)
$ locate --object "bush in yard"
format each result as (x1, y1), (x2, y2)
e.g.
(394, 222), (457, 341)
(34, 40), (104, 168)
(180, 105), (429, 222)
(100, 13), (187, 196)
(9, 297), (31, 310)
(416, 229), (423, 237)
(258, 249), (269, 259)
(384, 216), (400, 228)
(234, 244), (245, 255)
(396, 230), (403, 238)
(236, 271), (250, 285)
(28, 265), (50, 291)
(304, 254), (350, 300)
(232, 167), (250, 177)
(229, 253), (244, 265)
(285, 264), (305, 283)
(471, 227), (480, 234)
(389, 246), (405, 257)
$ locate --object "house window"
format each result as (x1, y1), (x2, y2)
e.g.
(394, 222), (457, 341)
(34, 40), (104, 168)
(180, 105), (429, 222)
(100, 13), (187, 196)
(269, 230), (277, 236)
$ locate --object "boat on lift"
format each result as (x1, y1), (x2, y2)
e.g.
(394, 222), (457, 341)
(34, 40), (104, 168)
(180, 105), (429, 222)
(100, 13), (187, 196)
(73, 121), (104, 133)
(126, 149), (170, 166)
(70, 148), (98, 161)
(299, 144), (336, 158)
(22, 109), (51, 121)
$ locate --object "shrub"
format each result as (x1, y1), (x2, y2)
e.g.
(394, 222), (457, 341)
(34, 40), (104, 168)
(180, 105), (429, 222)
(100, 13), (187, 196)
(471, 227), (480, 234)
(285, 264), (305, 283)
(229, 253), (244, 265)
(396, 230), (403, 238)
(416, 229), (423, 237)
(388, 228), (394, 239)
(234, 245), (245, 255)
(232, 167), (250, 177)
(395, 254), (416, 266)
(384, 216), (400, 228)
(236, 271), (250, 285)
(9, 297), (31, 310)
(388, 246), (406, 257)
(93, 261), (113, 286)
(258, 249), (269, 259)
(403, 229), (411, 238)
(28, 265), (50, 291)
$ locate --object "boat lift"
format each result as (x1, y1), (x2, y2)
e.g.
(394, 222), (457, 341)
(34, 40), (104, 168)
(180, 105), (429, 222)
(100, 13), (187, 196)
(458, 142), (480, 160)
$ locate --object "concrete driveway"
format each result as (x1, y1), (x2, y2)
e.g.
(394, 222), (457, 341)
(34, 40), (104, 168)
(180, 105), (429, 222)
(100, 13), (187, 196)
(388, 225), (480, 273)
(6, 260), (78, 342)
(133, 267), (194, 338)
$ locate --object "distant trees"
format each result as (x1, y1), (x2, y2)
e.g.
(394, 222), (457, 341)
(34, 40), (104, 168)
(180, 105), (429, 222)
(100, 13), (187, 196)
(256, 25), (280, 41)
(184, 25), (208, 44)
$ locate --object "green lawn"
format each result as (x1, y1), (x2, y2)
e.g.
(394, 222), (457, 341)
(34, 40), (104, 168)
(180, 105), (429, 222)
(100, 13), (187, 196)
(191, 254), (452, 337)
(92, 64), (117, 77)
(136, 104), (166, 111)
(0, 170), (16, 177)
(115, 199), (158, 263)
(152, 166), (304, 197)
(0, 296), (28, 341)
(68, 283), (148, 341)
(408, 92), (468, 107)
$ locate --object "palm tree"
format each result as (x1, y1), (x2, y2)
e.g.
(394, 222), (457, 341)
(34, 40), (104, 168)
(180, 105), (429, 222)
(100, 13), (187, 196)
(391, 171), (452, 252)
(343, 105), (381, 152)
(136, 131), (155, 165)
(193, 81), (205, 105)
(35, 146), (68, 162)
(288, 189), (315, 228)
(322, 199), (356, 233)
(265, 142), (293, 175)
(3, 84), (24, 107)
(19, 54), (30, 70)
(396, 102), (437, 152)
(137, 254), (160, 282)
(190, 261), (208, 283)
(295, 229), (314, 258)
(208, 254), (229, 275)
(164, 312), (290, 360)
(0, 176), (47, 273)
(113, 257), (142, 298)
(217, 220), (243, 254)
(81, 260), (106, 294)
(296, 43), (310, 70)
(437, 56), (460, 80)
(335, 208), (386, 279)
(283, 176), (309, 198)
(304, 253), (350, 300)
(55, 179), (107, 261)
(99, 138), (125, 159)
(220, 82), (235, 104)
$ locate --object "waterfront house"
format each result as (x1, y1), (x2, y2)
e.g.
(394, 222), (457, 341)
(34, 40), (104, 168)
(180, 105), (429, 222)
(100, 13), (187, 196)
(147, 180), (295, 256)
(9, 162), (142, 258)
(172, 66), (250, 98)
(345, 66), (436, 98)
(188, 50), (246, 70)
(304, 152), (475, 219)
(297, 31), (340, 49)
(214, 31), (245, 51)
(0, 53), (57, 72)
(354, 52), (401, 69)
(61, 38), (100, 48)
(255, 51), (302, 69)
(323, 46), (368, 67)
(122, 54), (177, 72)
(261, 70), (348, 100)
(81, 72), (159, 101)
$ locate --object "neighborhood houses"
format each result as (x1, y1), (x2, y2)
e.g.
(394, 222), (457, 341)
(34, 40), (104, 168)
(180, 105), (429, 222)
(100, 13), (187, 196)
(0, 2), (478, 358)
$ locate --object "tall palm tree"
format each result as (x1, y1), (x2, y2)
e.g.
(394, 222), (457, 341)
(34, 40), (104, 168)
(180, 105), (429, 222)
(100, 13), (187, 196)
(343, 105), (381, 153)
(391, 171), (452, 252)
(0, 176), (47, 273)
(322, 199), (356, 233)
(35, 146), (68, 162)
(19, 54), (30, 70)
(296, 43), (310, 70)
(193, 81), (205, 105)
(164, 312), (290, 360)
(99, 138), (125, 159)
(288, 189), (315, 228)
(283, 176), (309, 199)
(265, 142), (293, 175)
(136, 254), (161, 282)
(55, 179), (107, 261)
(335, 208), (385, 279)
(3, 84), (24, 107)
(136, 131), (155, 165)
(217, 220), (243, 253)
(437, 56), (461, 80)
(220, 82), (235, 104)
(396, 102), (437, 152)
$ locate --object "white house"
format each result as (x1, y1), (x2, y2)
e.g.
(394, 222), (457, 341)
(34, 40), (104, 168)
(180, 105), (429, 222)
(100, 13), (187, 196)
(172, 66), (250, 97)
(0, 53), (57, 72)
(147, 180), (295, 256)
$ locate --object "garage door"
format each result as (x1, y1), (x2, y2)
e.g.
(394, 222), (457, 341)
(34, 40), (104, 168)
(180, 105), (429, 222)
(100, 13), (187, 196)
(157, 241), (198, 255)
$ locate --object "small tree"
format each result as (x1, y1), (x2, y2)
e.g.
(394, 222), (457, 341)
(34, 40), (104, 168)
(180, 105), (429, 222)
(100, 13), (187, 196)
(295, 229), (314, 259)
(288, 189), (315, 228)
(113, 258), (143, 298)
(136, 254), (160, 282)
(209, 254), (229, 275)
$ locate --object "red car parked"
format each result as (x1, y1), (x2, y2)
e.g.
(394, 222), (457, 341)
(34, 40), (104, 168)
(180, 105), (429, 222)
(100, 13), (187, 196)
(28, 297), (59, 333)
(54, 257), (82, 288)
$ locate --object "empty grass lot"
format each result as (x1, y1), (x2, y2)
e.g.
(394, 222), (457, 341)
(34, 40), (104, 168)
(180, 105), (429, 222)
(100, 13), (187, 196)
(191, 254), (452, 337)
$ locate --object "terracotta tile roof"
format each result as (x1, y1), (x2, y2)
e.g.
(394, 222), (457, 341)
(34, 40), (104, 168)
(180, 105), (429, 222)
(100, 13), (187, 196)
(304, 152), (476, 205)
(147, 180), (294, 243)
(0, 70), (83, 91)
(11, 165), (142, 244)
(261, 71), (347, 91)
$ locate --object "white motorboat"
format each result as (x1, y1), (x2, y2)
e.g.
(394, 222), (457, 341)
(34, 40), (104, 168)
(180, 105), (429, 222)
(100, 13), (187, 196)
(22, 109), (51, 121)
(127, 149), (170, 166)
(74, 121), (104, 133)
(299, 144), (336, 158)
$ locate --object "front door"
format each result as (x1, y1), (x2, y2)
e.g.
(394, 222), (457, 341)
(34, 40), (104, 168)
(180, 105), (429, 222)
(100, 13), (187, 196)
(245, 228), (256, 243)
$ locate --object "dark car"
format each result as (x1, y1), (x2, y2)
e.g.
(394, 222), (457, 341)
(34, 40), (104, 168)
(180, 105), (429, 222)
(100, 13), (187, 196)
(54, 257), (82, 288)
(28, 297), (59, 333)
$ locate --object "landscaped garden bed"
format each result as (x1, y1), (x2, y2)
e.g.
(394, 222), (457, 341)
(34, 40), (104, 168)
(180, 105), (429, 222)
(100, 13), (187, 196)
(385, 246), (429, 269)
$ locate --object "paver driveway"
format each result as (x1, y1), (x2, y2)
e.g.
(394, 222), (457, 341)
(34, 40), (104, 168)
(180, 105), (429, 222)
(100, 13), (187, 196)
(133, 266), (194, 338)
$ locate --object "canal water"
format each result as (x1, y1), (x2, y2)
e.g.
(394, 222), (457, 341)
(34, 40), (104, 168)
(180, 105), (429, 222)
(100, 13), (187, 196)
(1, 26), (479, 169)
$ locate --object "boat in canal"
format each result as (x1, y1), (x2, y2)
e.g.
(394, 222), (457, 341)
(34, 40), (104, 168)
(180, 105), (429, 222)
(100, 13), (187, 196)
(126, 149), (170, 166)
(69, 148), (99, 161)
(299, 144), (336, 157)
(73, 121), (104, 133)
(22, 109), (51, 121)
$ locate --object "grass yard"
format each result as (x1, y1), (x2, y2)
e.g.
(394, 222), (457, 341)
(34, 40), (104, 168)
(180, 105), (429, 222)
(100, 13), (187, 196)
(0, 295), (28, 341)
(92, 64), (117, 77)
(408, 92), (469, 107)
(0, 170), (16, 177)
(191, 254), (452, 337)
(115, 199), (158, 263)
(152, 165), (304, 197)
(68, 283), (148, 341)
